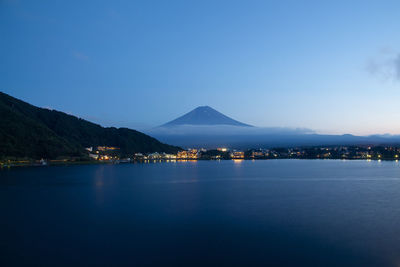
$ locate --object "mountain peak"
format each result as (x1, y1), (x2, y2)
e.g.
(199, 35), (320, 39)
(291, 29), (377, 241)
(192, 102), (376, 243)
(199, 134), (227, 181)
(161, 106), (253, 127)
(195, 105), (212, 109)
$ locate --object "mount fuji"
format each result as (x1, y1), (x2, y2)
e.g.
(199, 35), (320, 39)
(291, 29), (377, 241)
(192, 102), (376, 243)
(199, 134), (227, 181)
(161, 106), (252, 127)
(146, 106), (400, 149)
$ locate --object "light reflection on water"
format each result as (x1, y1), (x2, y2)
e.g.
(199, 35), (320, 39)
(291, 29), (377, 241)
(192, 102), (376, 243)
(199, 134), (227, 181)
(1, 159), (400, 266)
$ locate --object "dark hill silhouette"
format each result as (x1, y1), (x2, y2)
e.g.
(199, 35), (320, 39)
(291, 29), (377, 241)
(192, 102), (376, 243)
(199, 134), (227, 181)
(0, 92), (180, 159)
(162, 106), (252, 127)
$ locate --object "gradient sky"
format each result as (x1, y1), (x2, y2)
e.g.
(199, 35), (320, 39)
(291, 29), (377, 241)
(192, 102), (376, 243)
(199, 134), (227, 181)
(1, 0), (400, 135)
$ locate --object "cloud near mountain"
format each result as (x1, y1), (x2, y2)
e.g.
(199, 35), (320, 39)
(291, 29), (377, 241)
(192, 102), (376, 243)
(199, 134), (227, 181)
(148, 105), (400, 149)
(147, 106), (316, 148)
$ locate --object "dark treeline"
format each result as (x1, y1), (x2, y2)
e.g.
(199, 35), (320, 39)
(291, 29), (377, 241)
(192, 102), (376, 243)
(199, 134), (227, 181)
(0, 92), (180, 160)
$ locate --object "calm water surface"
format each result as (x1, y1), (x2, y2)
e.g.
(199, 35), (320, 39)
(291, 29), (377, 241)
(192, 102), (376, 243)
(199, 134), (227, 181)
(1, 160), (400, 266)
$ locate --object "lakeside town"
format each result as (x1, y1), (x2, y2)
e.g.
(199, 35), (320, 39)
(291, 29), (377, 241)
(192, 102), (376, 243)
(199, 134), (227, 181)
(89, 145), (400, 161)
(3, 145), (400, 168)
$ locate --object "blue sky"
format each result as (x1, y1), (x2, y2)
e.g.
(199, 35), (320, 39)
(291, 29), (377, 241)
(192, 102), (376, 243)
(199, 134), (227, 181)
(1, 0), (400, 135)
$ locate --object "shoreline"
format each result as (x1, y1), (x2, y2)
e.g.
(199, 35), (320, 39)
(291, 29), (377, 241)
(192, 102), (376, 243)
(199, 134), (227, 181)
(1, 157), (399, 169)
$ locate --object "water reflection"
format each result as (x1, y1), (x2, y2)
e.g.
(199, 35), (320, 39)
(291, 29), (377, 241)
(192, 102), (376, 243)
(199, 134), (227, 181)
(3, 160), (400, 266)
(94, 165), (106, 205)
(94, 165), (105, 187)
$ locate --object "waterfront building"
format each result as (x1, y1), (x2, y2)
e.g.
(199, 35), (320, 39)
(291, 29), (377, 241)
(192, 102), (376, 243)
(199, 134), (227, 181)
(230, 151), (245, 159)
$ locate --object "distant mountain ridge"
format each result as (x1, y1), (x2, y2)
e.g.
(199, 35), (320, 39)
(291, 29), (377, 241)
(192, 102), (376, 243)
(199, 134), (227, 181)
(150, 106), (400, 149)
(150, 124), (400, 149)
(162, 106), (252, 127)
(0, 92), (180, 159)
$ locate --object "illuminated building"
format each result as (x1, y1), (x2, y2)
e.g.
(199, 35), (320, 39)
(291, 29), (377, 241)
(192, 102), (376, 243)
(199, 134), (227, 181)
(97, 146), (119, 151)
(251, 151), (264, 158)
(177, 149), (199, 159)
(230, 151), (244, 159)
(89, 153), (98, 160)
(163, 153), (177, 159)
(148, 152), (162, 159)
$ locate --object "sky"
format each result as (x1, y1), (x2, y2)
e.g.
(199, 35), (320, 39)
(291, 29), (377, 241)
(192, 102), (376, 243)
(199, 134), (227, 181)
(1, 0), (400, 135)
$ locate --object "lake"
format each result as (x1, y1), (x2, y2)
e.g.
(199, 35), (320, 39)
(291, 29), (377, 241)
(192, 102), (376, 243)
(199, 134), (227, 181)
(1, 160), (400, 266)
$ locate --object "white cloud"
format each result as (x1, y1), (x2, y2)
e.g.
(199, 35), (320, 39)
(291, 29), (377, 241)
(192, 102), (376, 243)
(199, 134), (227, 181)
(395, 54), (400, 80)
(72, 51), (89, 61)
(366, 48), (400, 82)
